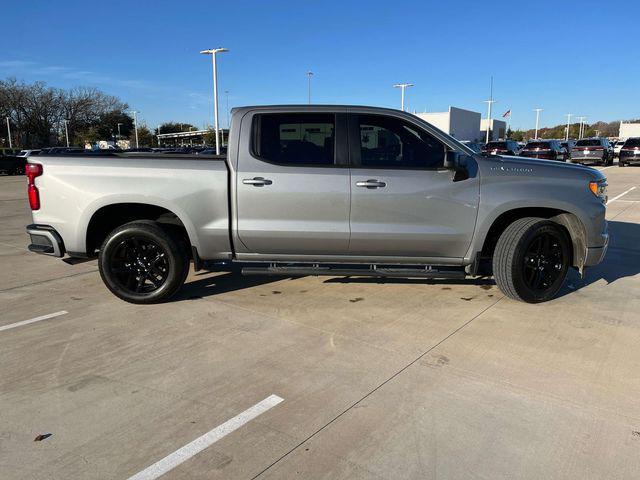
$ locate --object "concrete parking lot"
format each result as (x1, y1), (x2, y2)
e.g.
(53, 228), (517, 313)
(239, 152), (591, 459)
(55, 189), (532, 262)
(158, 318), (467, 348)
(1, 164), (639, 480)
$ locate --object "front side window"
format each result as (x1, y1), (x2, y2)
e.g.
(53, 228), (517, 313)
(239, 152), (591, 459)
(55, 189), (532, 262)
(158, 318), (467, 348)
(357, 114), (444, 169)
(253, 113), (335, 165)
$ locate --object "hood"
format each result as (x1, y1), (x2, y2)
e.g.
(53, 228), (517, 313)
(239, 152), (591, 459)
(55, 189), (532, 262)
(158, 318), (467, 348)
(495, 154), (605, 180)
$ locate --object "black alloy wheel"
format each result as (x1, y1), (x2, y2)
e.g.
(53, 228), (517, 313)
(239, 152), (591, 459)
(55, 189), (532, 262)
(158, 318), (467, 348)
(108, 237), (170, 294)
(521, 231), (566, 294)
(99, 221), (189, 304)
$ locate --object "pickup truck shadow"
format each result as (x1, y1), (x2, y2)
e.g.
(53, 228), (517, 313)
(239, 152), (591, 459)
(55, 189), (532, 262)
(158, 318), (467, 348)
(559, 220), (640, 297)
(177, 220), (638, 300)
(176, 272), (289, 300)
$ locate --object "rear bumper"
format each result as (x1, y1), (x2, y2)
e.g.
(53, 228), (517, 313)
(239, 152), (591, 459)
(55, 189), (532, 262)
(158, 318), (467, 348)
(620, 154), (640, 164)
(26, 224), (65, 257)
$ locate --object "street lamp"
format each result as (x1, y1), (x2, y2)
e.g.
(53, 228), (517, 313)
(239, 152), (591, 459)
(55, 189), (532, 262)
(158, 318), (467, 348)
(307, 71), (313, 104)
(393, 83), (414, 111)
(565, 113), (572, 141)
(200, 47), (229, 155)
(157, 124), (161, 147)
(577, 116), (587, 139)
(64, 119), (70, 147)
(5, 117), (12, 149)
(533, 108), (543, 139)
(482, 76), (496, 143)
(131, 112), (139, 148)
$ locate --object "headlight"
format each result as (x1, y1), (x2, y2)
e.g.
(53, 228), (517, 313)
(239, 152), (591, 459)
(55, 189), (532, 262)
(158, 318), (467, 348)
(589, 180), (608, 203)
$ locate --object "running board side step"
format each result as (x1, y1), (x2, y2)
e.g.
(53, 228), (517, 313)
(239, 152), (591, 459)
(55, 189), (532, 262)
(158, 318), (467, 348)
(241, 264), (466, 279)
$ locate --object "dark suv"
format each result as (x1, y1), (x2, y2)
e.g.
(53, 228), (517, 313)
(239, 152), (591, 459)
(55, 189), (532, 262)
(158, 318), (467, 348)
(619, 137), (640, 167)
(519, 140), (567, 161)
(570, 138), (614, 166)
(481, 140), (521, 156)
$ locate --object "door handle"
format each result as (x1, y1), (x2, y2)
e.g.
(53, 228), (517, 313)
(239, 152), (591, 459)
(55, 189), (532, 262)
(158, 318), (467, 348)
(242, 177), (273, 187)
(356, 179), (386, 189)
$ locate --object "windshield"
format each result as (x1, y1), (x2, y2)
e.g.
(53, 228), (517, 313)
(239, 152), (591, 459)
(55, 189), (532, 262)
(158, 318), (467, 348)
(624, 138), (640, 147)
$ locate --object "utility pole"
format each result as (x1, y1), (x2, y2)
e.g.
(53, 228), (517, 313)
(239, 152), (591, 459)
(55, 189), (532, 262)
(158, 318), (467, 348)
(5, 117), (12, 148)
(200, 47), (229, 155)
(307, 71), (313, 104)
(64, 119), (70, 147)
(482, 76), (496, 143)
(132, 111), (139, 148)
(393, 83), (414, 111)
(533, 108), (543, 139)
(565, 113), (572, 141)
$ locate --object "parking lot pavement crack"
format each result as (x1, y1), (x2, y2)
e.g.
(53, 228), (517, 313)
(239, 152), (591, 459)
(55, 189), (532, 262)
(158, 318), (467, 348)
(0, 269), (98, 293)
(250, 296), (504, 479)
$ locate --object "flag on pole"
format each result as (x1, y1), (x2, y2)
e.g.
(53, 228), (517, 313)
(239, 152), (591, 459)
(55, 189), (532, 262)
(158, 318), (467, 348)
(502, 109), (511, 118)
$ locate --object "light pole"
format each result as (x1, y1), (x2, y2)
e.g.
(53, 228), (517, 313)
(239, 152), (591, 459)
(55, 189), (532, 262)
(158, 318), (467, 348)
(131, 112), (139, 148)
(117, 122), (123, 143)
(482, 76), (496, 143)
(5, 117), (12, 148)
(306, 71), (313, 104)
(224, 90), (230, 128)
(533, 108), (543, 139)
(577, 116), (587, 139)
(565, 113), (572, 141)
(200, 47), (229, 155)
(64, 119), (70, 147)
(157, 124), (161, 147)
(393, 83), (414, 111)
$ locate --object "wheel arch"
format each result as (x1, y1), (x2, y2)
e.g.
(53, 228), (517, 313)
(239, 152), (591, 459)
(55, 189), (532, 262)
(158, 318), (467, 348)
(476, 207), (587, 273)
(85, 202), (195, 258)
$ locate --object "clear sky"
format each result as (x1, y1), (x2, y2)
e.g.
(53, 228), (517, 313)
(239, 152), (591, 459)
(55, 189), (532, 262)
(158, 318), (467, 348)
(3, 0), (638, 131)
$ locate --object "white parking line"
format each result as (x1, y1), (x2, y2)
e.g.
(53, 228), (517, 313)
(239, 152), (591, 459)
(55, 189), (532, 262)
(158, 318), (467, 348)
(609, 186), (637, 204)
(127, 394), (284, 480)
(598, 166), (615, 171)
(0, 310), (68, 332)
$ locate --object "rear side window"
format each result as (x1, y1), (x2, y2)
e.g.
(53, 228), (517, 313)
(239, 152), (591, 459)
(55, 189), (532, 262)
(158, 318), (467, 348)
(357, 114), (445, 169)
(576, 139), (601, 147)
(252, 113), (335, 165)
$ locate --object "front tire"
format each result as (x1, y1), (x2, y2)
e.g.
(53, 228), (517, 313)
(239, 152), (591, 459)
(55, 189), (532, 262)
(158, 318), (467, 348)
(493, 217), (571, 303)
(98, 221), (189, 304)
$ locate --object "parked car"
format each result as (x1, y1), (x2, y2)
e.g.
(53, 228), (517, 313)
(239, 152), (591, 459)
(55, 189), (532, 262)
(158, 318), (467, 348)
(481, 140), (521, 156)
(519, 140), (567, 161)
(570, 138), (614, 166)
(26, 105), (608, 304)
(460, 141), (482, 153)
(613, 140), (625, 158)
(17, 149), (41, 157)
(0, 150), (26, 175)
(618, 137), (640, 167)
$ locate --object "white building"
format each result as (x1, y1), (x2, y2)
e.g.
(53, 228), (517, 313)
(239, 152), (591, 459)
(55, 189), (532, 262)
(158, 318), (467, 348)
(480, 118), (507, 142)
(414, 107), (482, 142)
(619, 122), (640, 140)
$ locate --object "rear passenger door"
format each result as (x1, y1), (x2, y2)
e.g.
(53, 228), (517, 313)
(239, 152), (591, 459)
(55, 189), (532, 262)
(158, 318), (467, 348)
(347, 112), (480, 259)
(235, 110), (351, 255)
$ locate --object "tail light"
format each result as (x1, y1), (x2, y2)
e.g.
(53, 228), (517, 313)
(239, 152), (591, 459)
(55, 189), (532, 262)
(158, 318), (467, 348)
(26, 163), (43, 210)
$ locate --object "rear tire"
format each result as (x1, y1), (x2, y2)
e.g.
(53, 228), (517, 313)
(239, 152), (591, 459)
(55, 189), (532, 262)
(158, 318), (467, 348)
(619, 161), (626, 167)
(493, 217), (571, 303)
(98, 221), (190, 304)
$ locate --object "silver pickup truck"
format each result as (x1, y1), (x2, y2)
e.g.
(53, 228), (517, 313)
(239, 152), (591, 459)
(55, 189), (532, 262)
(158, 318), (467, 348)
(25, 105), (608, 304)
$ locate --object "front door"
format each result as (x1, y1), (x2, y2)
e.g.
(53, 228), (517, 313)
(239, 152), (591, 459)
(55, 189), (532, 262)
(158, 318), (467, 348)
(236, 111), (350, 255)
(348, 113), (480, 259)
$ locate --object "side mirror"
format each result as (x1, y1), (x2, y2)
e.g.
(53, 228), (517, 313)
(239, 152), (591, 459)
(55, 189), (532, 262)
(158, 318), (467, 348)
(445, 150), (471, 170)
